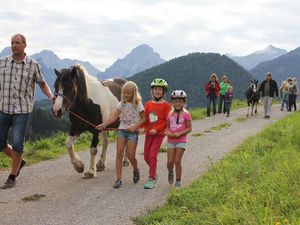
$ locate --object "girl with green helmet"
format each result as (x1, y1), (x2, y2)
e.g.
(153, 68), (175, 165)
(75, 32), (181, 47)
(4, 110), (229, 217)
(140, 78), (171, 189)
(151, 78), (168, 102)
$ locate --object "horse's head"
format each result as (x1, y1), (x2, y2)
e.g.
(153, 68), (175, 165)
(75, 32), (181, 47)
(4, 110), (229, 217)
(52, 66), (79, 118)
(250, 79), (259, 93)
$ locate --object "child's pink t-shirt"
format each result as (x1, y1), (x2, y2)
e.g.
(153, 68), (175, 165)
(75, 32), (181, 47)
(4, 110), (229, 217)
(167, 110), (192, 143)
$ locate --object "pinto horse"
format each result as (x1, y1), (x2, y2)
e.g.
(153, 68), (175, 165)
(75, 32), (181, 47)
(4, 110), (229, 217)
(245, 79), (260, 116)
(52, 64), (128, 178)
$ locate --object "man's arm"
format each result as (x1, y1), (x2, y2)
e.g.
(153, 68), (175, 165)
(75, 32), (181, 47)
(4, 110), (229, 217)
(39, 81), (54, 103)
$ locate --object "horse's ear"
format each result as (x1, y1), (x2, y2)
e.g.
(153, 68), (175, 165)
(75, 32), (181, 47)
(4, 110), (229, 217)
(70, 67), (78, 79)
(54, 68), (61, 76)
(251, 79), (254, 83)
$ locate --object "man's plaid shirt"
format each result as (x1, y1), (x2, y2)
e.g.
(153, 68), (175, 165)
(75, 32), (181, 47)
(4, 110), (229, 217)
(0, 55), (45, 114)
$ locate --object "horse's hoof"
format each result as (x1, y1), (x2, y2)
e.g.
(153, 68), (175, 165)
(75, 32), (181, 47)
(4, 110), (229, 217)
(83, 169), (96, 179)
(73, 161), (84, 173)
(123, 161), (130, 167)
(246, 114), (249, 117)
(96, 162), (105, 172)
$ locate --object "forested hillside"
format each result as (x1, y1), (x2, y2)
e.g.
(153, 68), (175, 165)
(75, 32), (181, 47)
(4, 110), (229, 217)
(129, 53), (254, 108)
(24, 100), (69, 141)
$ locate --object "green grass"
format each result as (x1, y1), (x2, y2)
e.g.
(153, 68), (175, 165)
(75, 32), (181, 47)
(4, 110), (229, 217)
(22, 194), (46, 202)
(0, 131), (116, 170)
(133, 112), (300, 225)
(160, 144), (168, 153)
(190, 99), (247, 120)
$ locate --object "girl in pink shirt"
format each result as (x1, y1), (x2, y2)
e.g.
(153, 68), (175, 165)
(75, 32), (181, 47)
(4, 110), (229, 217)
(166, 90), (192, 188)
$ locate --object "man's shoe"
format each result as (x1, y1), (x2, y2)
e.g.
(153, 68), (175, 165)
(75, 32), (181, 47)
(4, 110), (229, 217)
(16, 159), (26, 177)
(133, 170), (140, 183)
(144, 178), (156, 189)
(1, 178), (16, 189)
(113, 180), (122, 189)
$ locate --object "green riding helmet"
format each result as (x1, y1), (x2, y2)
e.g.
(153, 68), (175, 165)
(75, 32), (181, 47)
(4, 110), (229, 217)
(151, 78), (168, 91)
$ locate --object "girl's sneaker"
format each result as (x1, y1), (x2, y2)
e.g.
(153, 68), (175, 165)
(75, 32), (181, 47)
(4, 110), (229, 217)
(168, 171), (174, 184)
(144, 178), (156, 189)
(174, 181), (181, 188)
(113, 180), (122, 188)
(133, 170), (140, 183)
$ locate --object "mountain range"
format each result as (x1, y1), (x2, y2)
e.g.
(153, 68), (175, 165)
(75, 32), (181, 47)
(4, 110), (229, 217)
(98, 44), (165, 79)
(1, 44), (299, 104)
(0, 44), (164, 100)
(227, 45), (287, 70)
(129, 52), (254, 108)
(250, 46), (300, 83)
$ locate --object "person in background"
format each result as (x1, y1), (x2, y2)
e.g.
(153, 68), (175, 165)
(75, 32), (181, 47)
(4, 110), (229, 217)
(205, 73), (220, 119)
(141, 79), (171, 189)
(224, 86), (234, 117)
(218, 75), (230, 114)
(258, 72), (278, 119)
(279, 80), (289, 111)
(166, 90), (192, 188)
(287, 77), (298, 111)
(0, 34), (54, 189)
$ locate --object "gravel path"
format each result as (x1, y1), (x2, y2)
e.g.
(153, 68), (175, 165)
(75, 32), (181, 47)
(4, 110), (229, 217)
(0, 105), (291, 225)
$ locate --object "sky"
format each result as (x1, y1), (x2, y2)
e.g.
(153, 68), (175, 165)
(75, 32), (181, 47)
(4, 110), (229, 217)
(1, 0), (299, 71)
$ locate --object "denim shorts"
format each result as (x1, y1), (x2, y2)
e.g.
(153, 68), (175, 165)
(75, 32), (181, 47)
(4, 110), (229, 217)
(0, 112), (30, 154)
(167, 142), (187, 150)
(117, 130), (138, 142)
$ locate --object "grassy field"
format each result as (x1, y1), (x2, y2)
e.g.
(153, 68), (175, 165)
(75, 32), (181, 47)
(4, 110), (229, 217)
(189, 99), (247, 120)
(0, 131), (116, 169)
(133, 112), (300, 225)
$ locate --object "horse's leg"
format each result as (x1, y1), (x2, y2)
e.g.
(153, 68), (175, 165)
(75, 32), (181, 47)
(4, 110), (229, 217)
(66, 136), (84, 173)
(247, 102), (250, 116)
(84, 133), (99, 178)
(251, 103), (254, 115)
(96, 131), (108, 172)
(123, 146), (129, 167)
(254, 102), (258, 114)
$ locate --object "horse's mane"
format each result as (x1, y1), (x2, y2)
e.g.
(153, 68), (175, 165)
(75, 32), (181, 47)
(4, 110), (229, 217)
(73, 64), (99, 93)
(72, 64), (119, 121)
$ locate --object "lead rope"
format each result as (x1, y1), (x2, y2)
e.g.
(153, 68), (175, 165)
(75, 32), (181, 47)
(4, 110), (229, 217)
(55, 93), (127, 131)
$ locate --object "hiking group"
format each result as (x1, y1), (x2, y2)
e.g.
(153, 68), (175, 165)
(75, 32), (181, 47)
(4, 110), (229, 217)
(206, 72), (298, 119)
(1, 34), (298, 191)
(1, 34), (193, 190)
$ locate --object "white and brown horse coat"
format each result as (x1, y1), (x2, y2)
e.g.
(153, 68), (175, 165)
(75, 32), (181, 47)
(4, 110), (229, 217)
(52, 64), (127, 178)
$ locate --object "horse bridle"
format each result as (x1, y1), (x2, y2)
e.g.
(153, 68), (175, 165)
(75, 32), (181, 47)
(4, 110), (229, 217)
(248, 83), (258, 101)
(54, 92), (128, 131)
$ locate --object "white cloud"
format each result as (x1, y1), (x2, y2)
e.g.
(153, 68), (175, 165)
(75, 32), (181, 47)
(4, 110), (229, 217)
(1, 0), (299, 70)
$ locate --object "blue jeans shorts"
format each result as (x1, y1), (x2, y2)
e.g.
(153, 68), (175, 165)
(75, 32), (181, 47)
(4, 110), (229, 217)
(0, 112), (30, 154)
(167, 142), (187, 150)
(117, 130), (138, 142)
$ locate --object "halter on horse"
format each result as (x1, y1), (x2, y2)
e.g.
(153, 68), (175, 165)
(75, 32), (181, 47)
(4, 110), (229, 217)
(52, 64), (128, 178)
(245, 79), (260, 116)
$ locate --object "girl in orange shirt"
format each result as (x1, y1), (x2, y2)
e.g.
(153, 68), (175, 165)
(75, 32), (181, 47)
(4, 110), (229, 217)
(141, 78), (171, 189)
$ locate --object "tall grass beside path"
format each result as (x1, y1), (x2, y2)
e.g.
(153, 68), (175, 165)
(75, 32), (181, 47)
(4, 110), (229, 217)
(0, 131), (116, 169)
(133, 111), (300, 225)
(190, 99), (247, 120)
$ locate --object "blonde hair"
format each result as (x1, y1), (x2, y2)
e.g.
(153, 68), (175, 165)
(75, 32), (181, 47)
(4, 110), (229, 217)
(121, 81), (142, 105)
